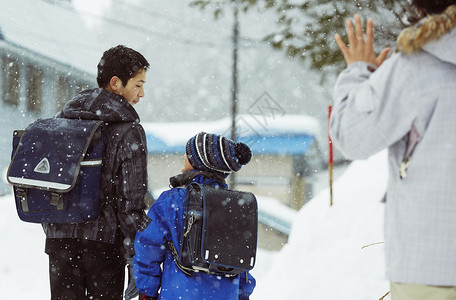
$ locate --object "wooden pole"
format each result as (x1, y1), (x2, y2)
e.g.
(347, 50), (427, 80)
(328, 105), (334, 206)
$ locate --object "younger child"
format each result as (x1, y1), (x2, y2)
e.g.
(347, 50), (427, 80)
(133, 132), (256, 300)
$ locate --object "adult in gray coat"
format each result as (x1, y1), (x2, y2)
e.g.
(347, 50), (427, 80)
(330, 1), (456, 299)
(43, 45), (151, 299)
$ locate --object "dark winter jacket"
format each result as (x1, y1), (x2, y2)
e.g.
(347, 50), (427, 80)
(133, 171), (256, 300)
(42, 88), (151, 258)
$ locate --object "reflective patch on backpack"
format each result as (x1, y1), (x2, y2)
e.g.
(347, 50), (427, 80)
(34, 157), (50, 174)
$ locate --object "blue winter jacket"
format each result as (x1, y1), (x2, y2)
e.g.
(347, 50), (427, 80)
(133, 174), (256, 299)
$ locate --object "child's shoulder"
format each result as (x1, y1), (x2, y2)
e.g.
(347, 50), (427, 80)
(147, 187), (187, 218)
(152, 187), (187, 207)
(160, 187), (186, 197)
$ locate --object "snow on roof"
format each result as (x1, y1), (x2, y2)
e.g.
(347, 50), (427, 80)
(0, 0), (100, 74)
(143, 114), (320, 155)
(257, 195), (297, 235)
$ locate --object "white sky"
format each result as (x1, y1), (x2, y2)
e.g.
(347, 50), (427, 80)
(72, 0), (111, 28)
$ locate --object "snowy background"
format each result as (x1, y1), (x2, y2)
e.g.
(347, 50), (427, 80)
(0, 1), (391, 299)
(0, 150), (390, 299)
(0, 0), (334, 196)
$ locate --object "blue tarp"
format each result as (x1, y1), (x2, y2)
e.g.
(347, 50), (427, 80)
(146, 133), (315, 155)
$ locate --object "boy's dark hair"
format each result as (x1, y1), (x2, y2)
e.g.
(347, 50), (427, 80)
(97, 45), (150, 89)
(412, 0), (456, 15)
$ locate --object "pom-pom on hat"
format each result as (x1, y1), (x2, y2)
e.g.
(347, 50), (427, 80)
(186, 132), (252, 177)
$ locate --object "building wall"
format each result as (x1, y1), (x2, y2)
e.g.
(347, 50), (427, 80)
(257, 223), (289, 251)
(146, 151), (315, 208)
(0, 42), (96, 195)
(147, 153), (298, 203)
(0, 42), (95, 118)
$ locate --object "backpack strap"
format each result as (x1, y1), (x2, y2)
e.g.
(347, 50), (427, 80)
(167, 240), (193, 276)
(16, 188), (29, 212)
(50, 192), (64, 210)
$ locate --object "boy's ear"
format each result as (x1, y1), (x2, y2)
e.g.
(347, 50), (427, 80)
(109, 76), (123, 92)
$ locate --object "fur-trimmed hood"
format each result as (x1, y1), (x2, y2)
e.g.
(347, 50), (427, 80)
(397, 4), (456, 64)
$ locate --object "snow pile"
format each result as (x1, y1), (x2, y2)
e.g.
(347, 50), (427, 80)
(251, 150), (390, 299)
(0, 191), (49, 298)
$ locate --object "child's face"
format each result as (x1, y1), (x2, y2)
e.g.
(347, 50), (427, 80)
(182, 154), (194, 173)
(116, 69), (146, 106)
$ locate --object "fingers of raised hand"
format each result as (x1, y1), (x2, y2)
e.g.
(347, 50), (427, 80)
(345, 18), (356, 46)
(335, 33), (348, 54)
(346, 15), (365, 47)
(354, 14), (364, 42)
(337, 14), (387, 66)
(365, 18), (374, 48)
(376, 47), (391, 66)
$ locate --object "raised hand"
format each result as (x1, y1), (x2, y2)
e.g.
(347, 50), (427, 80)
(335, 14), (391, 67)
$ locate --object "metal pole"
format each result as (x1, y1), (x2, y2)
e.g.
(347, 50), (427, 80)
(229, 2), (239, 189)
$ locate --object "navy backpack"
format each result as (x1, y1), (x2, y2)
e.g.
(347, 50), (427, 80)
(7, 118), (104, 223)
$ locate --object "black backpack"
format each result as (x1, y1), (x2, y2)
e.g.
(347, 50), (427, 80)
(169, 181), (258, 277)
(7, 118), (104, 223)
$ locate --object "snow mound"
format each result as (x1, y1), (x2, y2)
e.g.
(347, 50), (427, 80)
(252, 150), (390, 300)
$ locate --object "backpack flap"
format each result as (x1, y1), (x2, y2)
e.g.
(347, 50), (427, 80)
(201, 185), (258, 274)
(7, 118), (104, 222)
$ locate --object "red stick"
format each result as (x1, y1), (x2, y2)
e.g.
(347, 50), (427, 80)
(328, 105), (333, 206)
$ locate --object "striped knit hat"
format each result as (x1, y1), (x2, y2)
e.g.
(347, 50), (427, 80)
(186, 132), (252, 177)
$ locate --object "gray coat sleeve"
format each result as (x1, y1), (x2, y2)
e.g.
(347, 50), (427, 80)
(329, 57), (423, 160)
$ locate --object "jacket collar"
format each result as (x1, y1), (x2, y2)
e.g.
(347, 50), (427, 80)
(397, 4), (456, 57)
(60, 88), (140, 123)
(169, 170), (227, 188)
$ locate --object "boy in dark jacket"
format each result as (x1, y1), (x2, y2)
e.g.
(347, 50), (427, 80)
(133, 132), (256, 300)
(43, 45), (151, 299)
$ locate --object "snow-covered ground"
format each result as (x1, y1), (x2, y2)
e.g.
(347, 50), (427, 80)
(0, 150), (389, 299)
(251, 150), (390, 299)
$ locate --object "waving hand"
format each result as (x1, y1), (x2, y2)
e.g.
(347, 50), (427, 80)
(335, 14), (391, 67)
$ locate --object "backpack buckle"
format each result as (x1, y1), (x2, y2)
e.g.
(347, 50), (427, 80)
(50, 192), (64, 210)
(16, 188), (29, 212)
